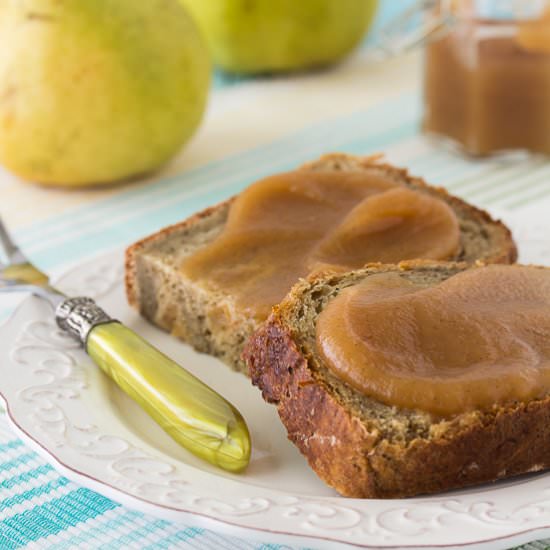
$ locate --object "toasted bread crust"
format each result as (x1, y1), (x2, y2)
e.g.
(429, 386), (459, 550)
(244, 264), (550, 498)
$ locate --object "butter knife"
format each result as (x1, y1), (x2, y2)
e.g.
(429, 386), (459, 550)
(0, 219), (251, 473)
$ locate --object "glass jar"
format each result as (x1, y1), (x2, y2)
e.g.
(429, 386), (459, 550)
(423, 0), (550, 156)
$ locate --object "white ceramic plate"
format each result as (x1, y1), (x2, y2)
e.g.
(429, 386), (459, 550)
(1, 209), (550, 550)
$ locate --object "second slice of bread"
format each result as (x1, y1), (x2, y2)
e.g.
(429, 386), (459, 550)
(244, 261), (550, 498)
(125, 154), (517, 373)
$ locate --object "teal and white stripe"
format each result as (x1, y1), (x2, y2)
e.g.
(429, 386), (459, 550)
(0, 417), (308, 550)
(10, 89), (550, 277)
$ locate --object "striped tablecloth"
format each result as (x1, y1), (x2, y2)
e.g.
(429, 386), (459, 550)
(1, 4), (550, 548)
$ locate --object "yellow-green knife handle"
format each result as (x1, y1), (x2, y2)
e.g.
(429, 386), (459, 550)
(56, 298), (250, 473)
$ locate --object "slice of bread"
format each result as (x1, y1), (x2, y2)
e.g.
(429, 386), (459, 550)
(244, 261), (550, 498)
(125, 154), (517, 373)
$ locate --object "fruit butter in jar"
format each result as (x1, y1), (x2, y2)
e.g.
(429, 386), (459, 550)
(423, 0), (550, 156)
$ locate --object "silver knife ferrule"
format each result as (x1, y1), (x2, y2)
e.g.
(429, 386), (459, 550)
(56, 297), (114, 344)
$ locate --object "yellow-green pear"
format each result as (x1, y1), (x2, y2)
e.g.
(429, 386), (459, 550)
(180, 0), (378, 74)
(0, 0), (210, 187)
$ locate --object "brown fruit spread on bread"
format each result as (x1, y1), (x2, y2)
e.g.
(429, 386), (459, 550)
(125, 154), (517, 374)
(180, 168), (460, 321)
(316, 265), (550, 417)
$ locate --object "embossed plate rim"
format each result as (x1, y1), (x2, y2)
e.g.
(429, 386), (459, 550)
(1, 209), (550, 550)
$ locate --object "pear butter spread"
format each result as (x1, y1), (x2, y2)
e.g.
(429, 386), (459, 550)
(316, 266), (550, 417)
(181, 169), (461, 320)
